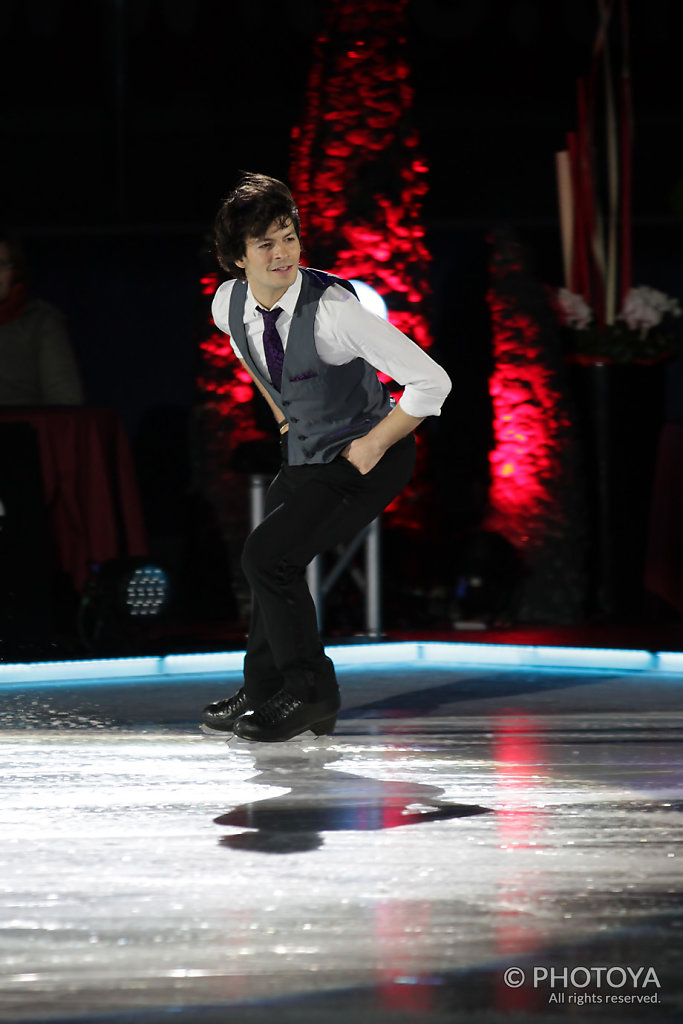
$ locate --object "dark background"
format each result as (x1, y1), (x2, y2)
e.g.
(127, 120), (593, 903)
(2, 0), (682, 640)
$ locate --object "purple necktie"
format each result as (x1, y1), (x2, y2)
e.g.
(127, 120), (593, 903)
(257, 306), (284, 391)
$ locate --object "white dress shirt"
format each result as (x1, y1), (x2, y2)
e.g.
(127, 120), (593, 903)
(211, 270), (451, 419)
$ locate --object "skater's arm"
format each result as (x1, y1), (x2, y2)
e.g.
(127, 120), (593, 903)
(342, 405), (423, 475)
(238, 358), (288, 433)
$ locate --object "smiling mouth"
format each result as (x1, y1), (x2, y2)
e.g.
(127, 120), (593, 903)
(271, 265), (293, 273)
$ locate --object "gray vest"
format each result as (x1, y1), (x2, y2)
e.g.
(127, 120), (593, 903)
(228, 268), (391, 465)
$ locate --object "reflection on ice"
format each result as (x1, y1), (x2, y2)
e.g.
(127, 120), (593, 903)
(213, 744), (491, 853)
(1, 662), (683, 1021)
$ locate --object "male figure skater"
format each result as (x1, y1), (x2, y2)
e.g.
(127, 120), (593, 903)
(202, 173), (451, 742)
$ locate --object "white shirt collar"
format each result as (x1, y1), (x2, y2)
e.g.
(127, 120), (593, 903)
(245, 269), (303, 321)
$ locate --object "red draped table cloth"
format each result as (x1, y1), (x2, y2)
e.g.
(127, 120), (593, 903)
(0, 407), (148, 593)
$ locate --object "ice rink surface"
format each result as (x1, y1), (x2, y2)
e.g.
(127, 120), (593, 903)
(1, 648), (682, 1022)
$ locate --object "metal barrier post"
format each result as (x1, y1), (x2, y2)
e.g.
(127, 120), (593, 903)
(364, 516), (382, 637)
(306, 557), (323, 629)
(249, 474), (269, 531)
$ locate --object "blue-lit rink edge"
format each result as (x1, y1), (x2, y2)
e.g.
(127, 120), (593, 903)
(1, 641), (683, 687)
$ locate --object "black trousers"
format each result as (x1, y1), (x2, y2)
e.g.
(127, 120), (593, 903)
(240, 433), (416, 703)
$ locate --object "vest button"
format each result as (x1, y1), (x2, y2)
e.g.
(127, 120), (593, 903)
(298, 434), (307, 441)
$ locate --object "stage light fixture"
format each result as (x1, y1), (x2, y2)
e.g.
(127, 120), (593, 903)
(78, 558), (170, 653)
(123, 564), (169, 618)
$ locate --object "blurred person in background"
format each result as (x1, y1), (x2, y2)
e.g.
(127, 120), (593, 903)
(0, 228), (84, 406)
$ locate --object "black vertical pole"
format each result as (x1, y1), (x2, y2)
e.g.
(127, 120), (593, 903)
(103, 0), (128, 221)
(114, 0), (127, 221)
(592, 363), (615, 618)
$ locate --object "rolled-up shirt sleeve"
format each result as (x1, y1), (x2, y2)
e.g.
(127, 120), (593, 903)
(318, 284), (452, 418)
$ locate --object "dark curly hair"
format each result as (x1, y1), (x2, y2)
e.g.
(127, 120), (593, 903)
(214, 173), (301, 280)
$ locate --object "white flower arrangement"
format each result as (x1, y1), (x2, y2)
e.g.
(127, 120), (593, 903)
(556, 285), (681, 363)
(557, 288), (594, 330)
(618, 286), (681, 338)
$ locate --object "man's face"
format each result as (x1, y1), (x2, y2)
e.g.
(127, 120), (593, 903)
(0, 243), (14, 303)
(235, 218), (301, 308)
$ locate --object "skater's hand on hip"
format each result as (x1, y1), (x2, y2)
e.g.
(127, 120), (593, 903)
(341, 407), (424, 476)
(341, 435), (385, 475)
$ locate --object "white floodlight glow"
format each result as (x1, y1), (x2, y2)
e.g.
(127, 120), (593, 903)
(349, 280), (388, 319)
